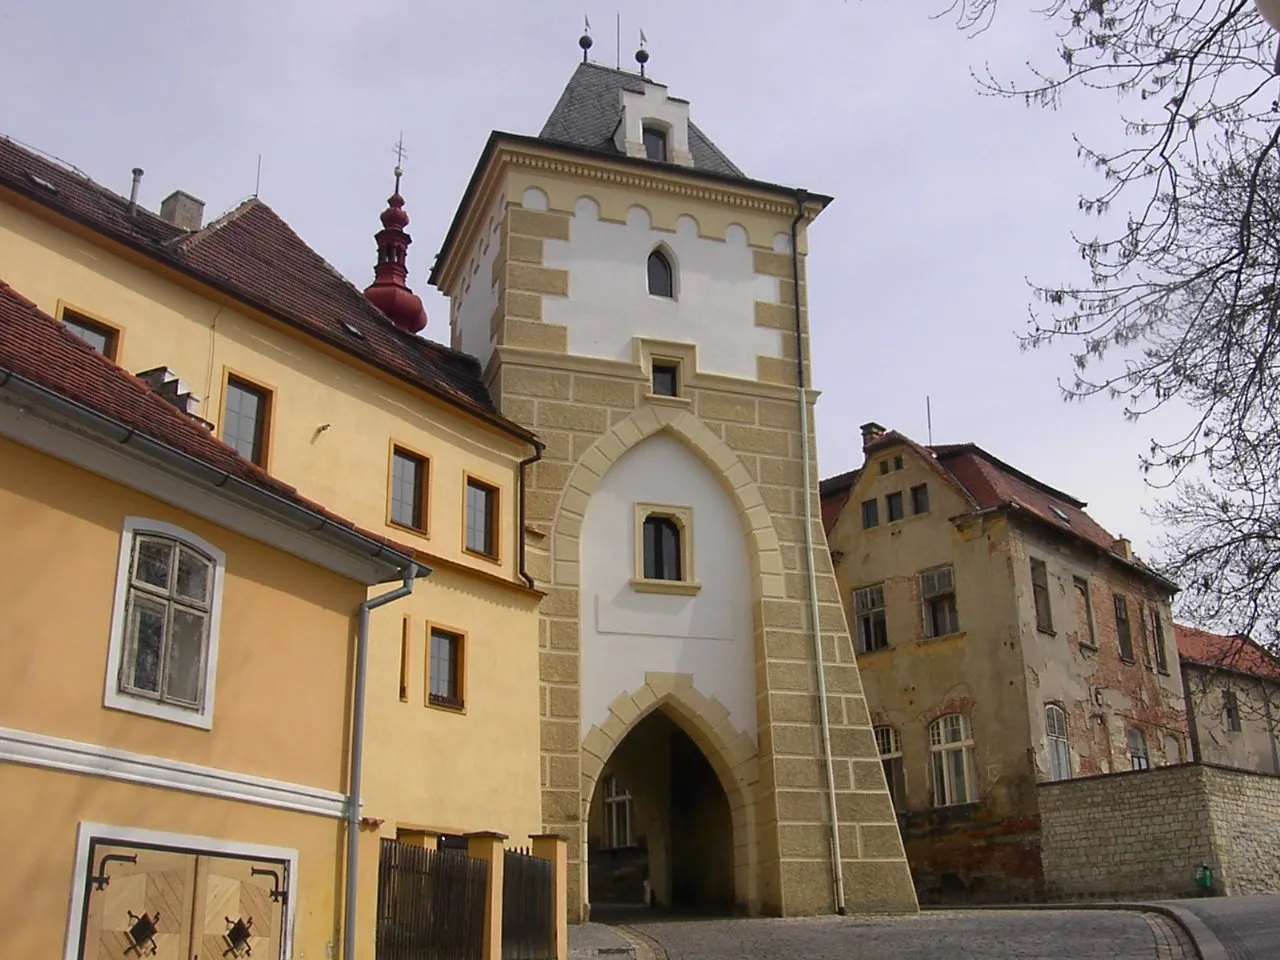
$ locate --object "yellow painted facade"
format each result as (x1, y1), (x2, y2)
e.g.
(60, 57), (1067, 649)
(0, 438), (361, 958)
(0, 174), (545, 956)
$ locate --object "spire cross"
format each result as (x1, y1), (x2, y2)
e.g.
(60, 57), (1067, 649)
(392, 132), (407, 192)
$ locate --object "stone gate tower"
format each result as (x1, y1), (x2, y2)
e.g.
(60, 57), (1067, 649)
(430, 55), (917, 919)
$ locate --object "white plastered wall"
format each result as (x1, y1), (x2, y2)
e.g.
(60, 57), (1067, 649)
(579, 433), (756, 740)
(541, 200), (781, 380)
(451, 193), (506, 368)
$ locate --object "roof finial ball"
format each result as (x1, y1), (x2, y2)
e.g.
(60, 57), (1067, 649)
(635, 30), (649, 79)
(579, 15), (592, 63)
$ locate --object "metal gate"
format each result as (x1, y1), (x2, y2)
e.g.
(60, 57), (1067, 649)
(375, 838), (488, 960)
(500, 847), (554, 960)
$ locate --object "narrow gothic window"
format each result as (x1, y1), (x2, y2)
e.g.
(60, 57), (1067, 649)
(642, 515), (682, 580)
(647, 250), (674, 298)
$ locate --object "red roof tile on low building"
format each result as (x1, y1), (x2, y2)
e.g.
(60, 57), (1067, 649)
(0, 278), (416, 560)
(1176, 624), (1280, 681)
(0, 136), (533, 444)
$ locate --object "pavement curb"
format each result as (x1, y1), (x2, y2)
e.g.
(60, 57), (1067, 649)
(930, 900), (1228, 960)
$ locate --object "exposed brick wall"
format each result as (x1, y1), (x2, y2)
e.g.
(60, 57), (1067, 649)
(900, 807), (1043, 904)
(1038, 763), (1280, 899)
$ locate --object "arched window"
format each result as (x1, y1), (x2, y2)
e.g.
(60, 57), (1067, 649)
(1127, 726), (1150, 770)
(642, 514), (682, 581)
(1045, 704), (1071, 781)
(929, 714), (977, 806)
(647, 249), (674, 299)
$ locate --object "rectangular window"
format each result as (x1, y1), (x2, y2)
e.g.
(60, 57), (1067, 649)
(602, 774), (635, 848)
(921, 566), (959, 638)
(929, 714), (977, 806)
(61, 308), (119, 360)
(464, 477), (498, 558)
(1224, 691), (1242, 733)
(643, 127), (668, 162)
(861, 498), (879, 529)
(1073, 577), (1096, 647)
(854, 584), (889, 653)
(875, 726), (907, 812)
(428, 627), (463, 709)
(1150, 607), (1169, 673)
(651, 362), (679, 397)
(886, 491), (904, 522)
(1031, 559), (1053, 633)
(222, 375), (271, 466)
(642, 514), (683, 581)
(1114, 595), (1134, 661)
(390, 447), (428, 531)
(878, 460), (890, 475)
(911, 483), (930, 515)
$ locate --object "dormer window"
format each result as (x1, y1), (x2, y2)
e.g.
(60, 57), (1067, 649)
(647, 249), (674, 298)
(643, 126), (668, 162)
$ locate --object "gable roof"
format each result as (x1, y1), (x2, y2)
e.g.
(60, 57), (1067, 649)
(0, 277), (418, 575)
(540, 62), (746, 179)
(819, 427), (1175, 590)
(1176, 624), (1280, 681)
(0, 136), (534, 445)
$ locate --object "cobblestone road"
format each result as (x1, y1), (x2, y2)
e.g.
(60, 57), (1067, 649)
(606, 909), (1195, 960)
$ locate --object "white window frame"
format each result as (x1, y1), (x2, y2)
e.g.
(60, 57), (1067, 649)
(921, 565), (960, 638)
(601, 774), (634, 849)
(104, 517), (226, 730)
(874, 724), (906, 810)
(929, 713), (977, 806)
(1045, 703), (1071, 781)
(854, 583), (889, 653)
(1127, 726), (1150, 770)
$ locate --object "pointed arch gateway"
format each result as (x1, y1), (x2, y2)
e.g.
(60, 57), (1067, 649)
(555, 402), (788, 917)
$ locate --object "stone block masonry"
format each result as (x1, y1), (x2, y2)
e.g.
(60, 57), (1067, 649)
(1038, 762), (1280, 899)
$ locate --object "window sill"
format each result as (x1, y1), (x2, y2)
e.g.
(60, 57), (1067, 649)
(630, 577), (701, 596)
(1037, 627), (1056, 637)
(388, 519), (430, 539)
(856, 645), (893, 657)
(1078, 641), (1099, 653)
(1119, 656), (1137, 665)
(427, 694), (466, 714)
(918, 631), (966, 646)
(105, 691), (213, 731)
(463, 547), (502, 567)
(644, 393), (692, 408)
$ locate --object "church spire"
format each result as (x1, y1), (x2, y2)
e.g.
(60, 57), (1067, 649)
(364, 150), (428, 334)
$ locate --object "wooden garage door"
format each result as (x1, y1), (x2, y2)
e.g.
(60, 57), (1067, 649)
(79, 840), (286, 959)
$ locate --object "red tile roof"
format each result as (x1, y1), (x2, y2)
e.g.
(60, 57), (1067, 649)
(1176, 624), (1280, 680)
(0, 136), (534, 444)
(0, 278), (416, 561)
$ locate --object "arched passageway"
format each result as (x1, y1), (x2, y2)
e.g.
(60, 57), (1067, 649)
(586, 708), (735, 914)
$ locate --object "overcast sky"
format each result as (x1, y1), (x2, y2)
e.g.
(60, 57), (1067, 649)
(1, 0), (1192, 559)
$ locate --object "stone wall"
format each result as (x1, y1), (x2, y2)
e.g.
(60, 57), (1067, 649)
(1039, 763), (1280, 899)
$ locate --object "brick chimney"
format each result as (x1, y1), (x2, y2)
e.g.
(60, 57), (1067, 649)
(159, 190), (205, 231)
(1113, 536), (1133, 561)
(860, 421), (887, 450)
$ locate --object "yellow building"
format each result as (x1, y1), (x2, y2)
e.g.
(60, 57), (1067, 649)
(821, 423), (1188, 903)
(0, 135), (545, 955)
(0, 279), (422, 958)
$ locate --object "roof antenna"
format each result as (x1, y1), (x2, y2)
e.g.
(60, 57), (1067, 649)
(254, 154), (262, 197)
(635, 29), (649, 79)
(580, 16), (592, 62)
(127, 167), (143, 216)
(615, 13), (620, 69)
(927, 395), (934, 446)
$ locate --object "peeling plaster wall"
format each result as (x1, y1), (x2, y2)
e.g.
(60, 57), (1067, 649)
(1182, 663), (1280, 775)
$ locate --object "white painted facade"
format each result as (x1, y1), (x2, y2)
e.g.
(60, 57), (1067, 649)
(541, 201), (782, 380)
(451, 194), (505, 368)
(579, 433), (756, 739)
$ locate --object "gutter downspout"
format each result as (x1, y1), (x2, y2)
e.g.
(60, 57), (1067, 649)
(518, 440), (546, 588)
(343, 563), (420, 960)
(791, 190), (847, 916)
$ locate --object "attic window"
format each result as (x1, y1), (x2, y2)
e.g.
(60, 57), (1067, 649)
(643, 126), (668, 162)
(341, 320), (364, 339)
(25, 171), (58, 194)
(1049, 505), (1070, 524)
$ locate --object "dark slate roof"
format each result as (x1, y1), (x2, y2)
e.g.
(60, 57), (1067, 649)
(539, 62), (746, 179)
(0, 277), (417, 559)
(0, 136), (534, 443)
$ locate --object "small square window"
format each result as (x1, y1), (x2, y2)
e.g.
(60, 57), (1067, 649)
(911, 484), (929, 515)
(886, 492), (904, 522)
(893, 455), (904, 471)
(222, 375), (271, 467)
(861, 499), (880, 529)
(390, 447), (428, 531)
(428, 627), (464, 710)
(878, 460), (890, 475)
(61, 308), (120, 360)
(652, 362), (679, 397)
(465, 478), (499, 559)
(643, 126), (668, 162)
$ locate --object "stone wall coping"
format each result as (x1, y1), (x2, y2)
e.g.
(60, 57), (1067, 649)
(1036, 760), (1280, 790)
